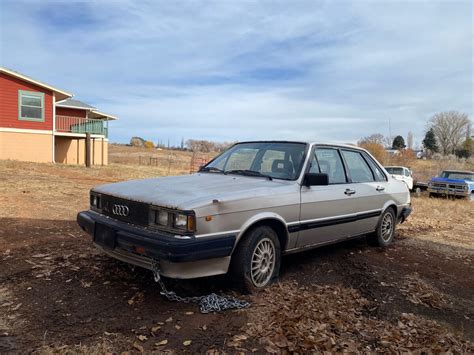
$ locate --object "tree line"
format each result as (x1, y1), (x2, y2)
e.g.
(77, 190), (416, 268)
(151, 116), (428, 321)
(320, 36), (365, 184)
(359, 110), (472, 161)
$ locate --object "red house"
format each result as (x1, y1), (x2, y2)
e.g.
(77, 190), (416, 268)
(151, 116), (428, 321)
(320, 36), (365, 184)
(0, 67), (117, 165)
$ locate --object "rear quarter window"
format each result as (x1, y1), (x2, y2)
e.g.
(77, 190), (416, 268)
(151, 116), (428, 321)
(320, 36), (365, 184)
(363, 153), (387, 181)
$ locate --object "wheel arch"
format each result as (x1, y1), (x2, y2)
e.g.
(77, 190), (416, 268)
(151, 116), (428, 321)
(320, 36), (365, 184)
(234, 213), (289, 253)
(381, 201), (398, 220)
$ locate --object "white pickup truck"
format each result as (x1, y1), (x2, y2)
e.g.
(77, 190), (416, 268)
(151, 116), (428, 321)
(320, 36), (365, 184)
(384, 166), (413, 190)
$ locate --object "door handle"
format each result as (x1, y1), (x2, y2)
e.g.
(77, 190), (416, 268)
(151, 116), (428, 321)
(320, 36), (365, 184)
(344, 189), (356, 196)
(376, 186), (385, 191)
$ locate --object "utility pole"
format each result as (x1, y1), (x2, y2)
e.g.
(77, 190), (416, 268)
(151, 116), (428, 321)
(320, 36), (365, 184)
(388, 117), (392, 142)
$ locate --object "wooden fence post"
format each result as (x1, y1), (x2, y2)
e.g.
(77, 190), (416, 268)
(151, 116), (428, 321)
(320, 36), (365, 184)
(85, 133), (91, 167)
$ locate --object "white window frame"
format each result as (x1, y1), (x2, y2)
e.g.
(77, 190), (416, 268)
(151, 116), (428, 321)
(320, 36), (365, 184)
(18, 90), (45, 122)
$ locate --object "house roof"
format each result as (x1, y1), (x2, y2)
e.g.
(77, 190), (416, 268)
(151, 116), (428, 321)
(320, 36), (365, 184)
(56, 98), (96, 110)
(56, 97), (118, 120)
(0, 67), (73, 101)
(89, 109), (118, 121)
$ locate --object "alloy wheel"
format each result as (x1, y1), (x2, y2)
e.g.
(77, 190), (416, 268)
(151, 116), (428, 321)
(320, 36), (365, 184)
(250, 237), (276, 287)
(381, 212), (394, 242)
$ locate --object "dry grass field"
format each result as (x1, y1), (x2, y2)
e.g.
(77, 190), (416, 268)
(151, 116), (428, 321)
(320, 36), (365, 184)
(0, 148), (473, 353)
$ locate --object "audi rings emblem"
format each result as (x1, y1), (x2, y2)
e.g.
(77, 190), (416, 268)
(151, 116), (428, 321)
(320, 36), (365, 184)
(112, 204), (130, 217)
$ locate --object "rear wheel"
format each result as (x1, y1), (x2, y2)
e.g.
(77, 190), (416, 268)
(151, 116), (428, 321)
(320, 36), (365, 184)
(367, 208), (396, 247)
(230, 225), (281, 294)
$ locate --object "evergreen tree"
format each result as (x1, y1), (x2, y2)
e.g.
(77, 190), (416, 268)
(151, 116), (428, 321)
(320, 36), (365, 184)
(392, 135), (405, 150)
(422, 128), (439, 153)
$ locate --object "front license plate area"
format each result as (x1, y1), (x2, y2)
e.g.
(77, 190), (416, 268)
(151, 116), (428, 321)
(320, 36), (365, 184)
(94, 224), (116, 251)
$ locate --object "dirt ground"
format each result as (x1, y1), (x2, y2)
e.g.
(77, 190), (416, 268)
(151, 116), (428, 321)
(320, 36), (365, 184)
(1, 159), (473, 353)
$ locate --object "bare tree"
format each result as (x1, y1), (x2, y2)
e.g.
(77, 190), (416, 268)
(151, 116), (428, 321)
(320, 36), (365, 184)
(407, 131), (414, 150)
(358, 133), (387, 147)
(429, 111), (471, 155)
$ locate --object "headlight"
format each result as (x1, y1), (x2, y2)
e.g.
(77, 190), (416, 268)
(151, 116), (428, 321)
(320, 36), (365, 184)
(155, 209), (169, 226)
(151, 208), (196, 234)
(174, 214), (187, 228)
(90, 193), (101, 209)
(463, 185), (469, 190)
(174, 213), (196, 233)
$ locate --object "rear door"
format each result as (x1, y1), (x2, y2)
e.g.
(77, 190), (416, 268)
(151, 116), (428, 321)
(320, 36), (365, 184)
(339, 149), (389, 234)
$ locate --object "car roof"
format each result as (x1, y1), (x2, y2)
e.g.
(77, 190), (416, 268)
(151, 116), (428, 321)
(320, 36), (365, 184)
(384, 166), (408, 169)
(236, 140), (362, 150)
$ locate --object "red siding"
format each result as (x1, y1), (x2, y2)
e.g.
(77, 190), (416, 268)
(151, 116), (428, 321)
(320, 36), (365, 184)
(0, 73), (54, 130)
(56, 107), (87, 118)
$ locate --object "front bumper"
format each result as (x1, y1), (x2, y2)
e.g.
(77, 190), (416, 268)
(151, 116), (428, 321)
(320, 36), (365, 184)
(77, 210), (236, 264)
(428, 187), (470, 197)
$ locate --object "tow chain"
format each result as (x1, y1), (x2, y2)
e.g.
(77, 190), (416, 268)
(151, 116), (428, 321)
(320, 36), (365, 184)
(151, 260), (250, 313)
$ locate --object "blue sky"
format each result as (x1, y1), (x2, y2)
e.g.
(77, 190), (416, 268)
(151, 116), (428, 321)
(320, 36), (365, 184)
(1, 0), (472, 147)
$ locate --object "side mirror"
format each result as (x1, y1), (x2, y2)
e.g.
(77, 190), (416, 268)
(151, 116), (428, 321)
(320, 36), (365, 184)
(304, 173), (329, 187)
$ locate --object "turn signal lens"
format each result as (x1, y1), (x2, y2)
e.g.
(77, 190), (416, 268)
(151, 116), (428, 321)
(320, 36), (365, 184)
(187, 215), (196, 232)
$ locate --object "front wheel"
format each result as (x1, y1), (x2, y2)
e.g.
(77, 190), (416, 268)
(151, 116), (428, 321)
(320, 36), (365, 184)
(230, 225), (281, 294)
(367, 208), (396, 247)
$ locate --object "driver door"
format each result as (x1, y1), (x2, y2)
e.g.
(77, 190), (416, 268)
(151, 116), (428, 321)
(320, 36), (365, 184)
(297, 147), (360, 247)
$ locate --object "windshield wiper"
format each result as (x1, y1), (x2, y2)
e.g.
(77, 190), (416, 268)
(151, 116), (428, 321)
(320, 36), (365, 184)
(224, 169), (273, 181)
(198, 166), (224, 173)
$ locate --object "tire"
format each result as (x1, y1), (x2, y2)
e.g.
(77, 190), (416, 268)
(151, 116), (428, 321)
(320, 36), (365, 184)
(367, 208), (396, 248)
(230, 225), (281, 294)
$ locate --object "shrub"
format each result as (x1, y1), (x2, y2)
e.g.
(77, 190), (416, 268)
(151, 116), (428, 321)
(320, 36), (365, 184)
(144, 140), (155, 149)
(358, 142), (387, 164)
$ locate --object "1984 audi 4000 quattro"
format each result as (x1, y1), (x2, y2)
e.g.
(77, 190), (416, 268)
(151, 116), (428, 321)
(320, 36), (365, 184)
(77, 141), (412, 292)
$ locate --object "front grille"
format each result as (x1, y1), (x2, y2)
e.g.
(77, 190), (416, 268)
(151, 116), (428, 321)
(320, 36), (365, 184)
(100, 194), (150, 226)
(432, 183), (446, 188)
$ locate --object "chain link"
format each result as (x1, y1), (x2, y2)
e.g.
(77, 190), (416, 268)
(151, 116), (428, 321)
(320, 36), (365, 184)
(151, 259), (250, 313)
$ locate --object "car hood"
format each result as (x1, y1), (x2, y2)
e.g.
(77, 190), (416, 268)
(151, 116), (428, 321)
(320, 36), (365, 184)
(430, 177), (473, 184)
(92, 173), (294, 210)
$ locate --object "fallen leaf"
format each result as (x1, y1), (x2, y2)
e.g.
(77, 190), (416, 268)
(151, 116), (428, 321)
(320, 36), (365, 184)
(165, 317), (173, 322)
(155, 339), (168, 346)
(183, 340), (192, 346)
(175, 325), (181, 330)
(185, 311), (194, 315)
(137, 335), (147, 342)
(132, 342), (144, 353)
(151, 325), (161, 333)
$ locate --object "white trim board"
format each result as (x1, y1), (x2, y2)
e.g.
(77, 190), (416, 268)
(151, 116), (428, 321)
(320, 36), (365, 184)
(0, 127), (53, 135)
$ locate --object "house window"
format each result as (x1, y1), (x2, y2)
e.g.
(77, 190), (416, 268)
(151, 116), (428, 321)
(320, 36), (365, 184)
(18, 90), (45, 121)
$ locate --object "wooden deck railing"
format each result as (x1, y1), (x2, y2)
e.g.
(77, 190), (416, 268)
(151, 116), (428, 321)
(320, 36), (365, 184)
(55, 116), (108, 137)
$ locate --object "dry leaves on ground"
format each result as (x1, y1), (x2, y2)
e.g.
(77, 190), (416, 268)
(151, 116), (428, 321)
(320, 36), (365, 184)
(400, 273), (448, 309)
(237, 281), (472, 353)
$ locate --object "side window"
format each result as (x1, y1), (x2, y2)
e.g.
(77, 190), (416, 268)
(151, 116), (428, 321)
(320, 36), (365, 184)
(363, 153), (386, 182)
(314, 148), (347, 184)
(341, 150), (375, 183)
(309, 152), (321, 173)
(404, 169), (410, 177)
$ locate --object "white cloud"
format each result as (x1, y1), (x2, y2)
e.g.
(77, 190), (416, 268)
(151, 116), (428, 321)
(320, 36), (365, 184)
(0, 0), (472, 146)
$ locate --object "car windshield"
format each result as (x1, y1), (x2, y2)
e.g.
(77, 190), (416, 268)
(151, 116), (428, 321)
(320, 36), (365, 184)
(201, 142), (307, 180)
(440, 171), (474, 181)
(385, 167), (403, 175)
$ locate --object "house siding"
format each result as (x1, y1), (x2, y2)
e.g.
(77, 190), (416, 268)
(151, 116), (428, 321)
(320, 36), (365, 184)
(0, 131), (53, 163)
(55, 136), (108, 165)
(0, 73), (54, 130)
(56, 107), (87, 118)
